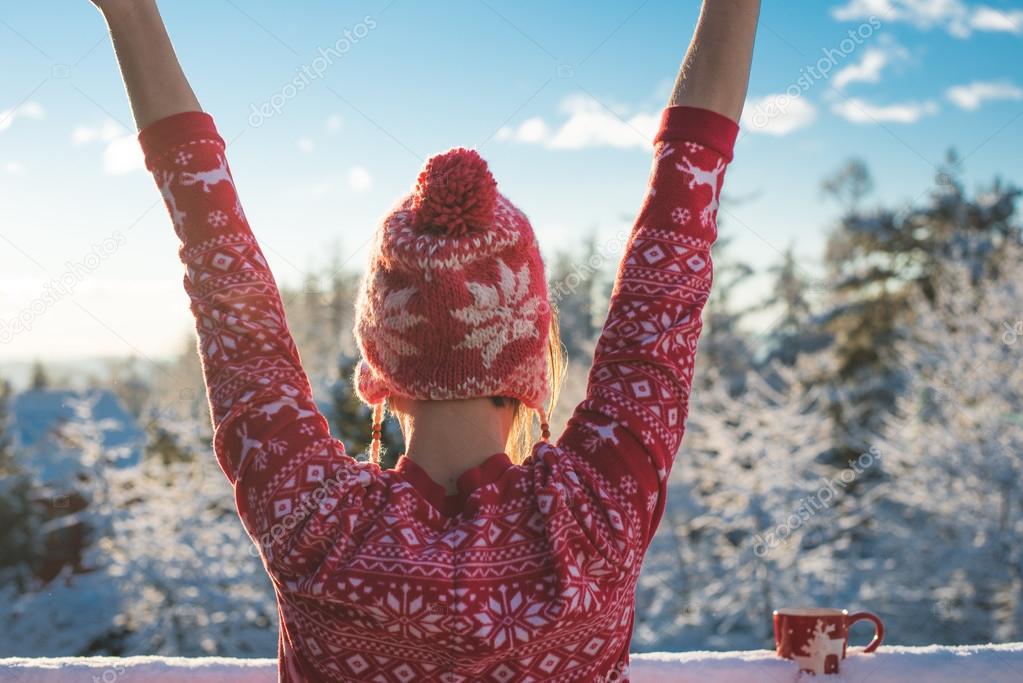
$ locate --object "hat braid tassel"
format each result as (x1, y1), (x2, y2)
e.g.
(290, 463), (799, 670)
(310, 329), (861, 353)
(370, 402), (383, 465)
(539, 407), (551, 443)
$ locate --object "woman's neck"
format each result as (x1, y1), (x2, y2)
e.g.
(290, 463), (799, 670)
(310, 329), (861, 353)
(396, 398), (512, 495)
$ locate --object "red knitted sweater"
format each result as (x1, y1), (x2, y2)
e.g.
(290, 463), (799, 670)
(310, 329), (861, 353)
(140, 105), (737, 682)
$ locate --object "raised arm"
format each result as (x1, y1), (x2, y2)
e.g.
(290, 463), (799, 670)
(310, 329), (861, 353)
(553, 0), (758, 570)
(90, 0), (377, 588)
(670, 0), (761, 121)
(91, 0), (201, 129)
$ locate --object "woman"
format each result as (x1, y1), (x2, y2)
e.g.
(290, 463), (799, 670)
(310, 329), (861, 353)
(90, 0), (759, 679)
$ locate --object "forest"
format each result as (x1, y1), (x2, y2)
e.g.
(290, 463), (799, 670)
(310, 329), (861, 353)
(1, 155), (1020, 656)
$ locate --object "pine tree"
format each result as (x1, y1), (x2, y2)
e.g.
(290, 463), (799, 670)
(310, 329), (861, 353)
(635, 362), (847, 651)
(820, 158), (873, 212)
(815, 156), (1020, 470)
(875, 251), (1023, 643)
(0, 379), (40, 593)
(329, 353), (404, 469)
(144, 419), (196, 466)
(105, 356), (150, 419)
(547, 233), (602, 361)
(0, 380), (14, 475)
(696, 231), (755, 395)
(29, 360), (50, 391)
(761, 247), (818, 366)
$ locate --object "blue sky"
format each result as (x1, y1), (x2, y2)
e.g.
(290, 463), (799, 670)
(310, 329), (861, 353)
(0, 0), (1021, 364)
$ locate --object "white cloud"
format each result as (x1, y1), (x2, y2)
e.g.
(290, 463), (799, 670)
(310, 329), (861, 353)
(946, 80), (1023, 110)
(832, 0), (1023, 37)
(514, 117), (551, 143)
(293, 172), (371, 198)
(833, 50), (890, 90)
(71, 120), (123, 145)
(741, 94), (817, 136)
(550, 96), (659, 149)
(832, 39), (909, 90)
(349, 166), (373, 192)
(18, 101), (43, 118)
(496, 95), (658, 150)
(969, 7), (1023, 32)
(103, 135), (145, 175)
(832, 0), (966, 32)
(832, 97), (939, 123)
(298, 137), (315, 152)
(72, 120), (144, 175)
(0, 101), (45, 133)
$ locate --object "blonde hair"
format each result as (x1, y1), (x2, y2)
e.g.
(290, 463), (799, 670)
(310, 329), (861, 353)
(503, 311), (566, 464)
(376, 308), (566, 466)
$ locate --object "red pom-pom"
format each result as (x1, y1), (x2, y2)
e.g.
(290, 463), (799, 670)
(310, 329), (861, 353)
(411, 148), (497, 236)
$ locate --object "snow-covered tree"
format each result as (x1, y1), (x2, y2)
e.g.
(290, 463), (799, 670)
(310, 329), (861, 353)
(817, 157), (1020, 471)
(633, 238), (1023, 652)
(634, 360), (875, 651)
(0, 408), (277, 657)
(871, 249), (1023, 643)
(0, 380), (40, 594)
(547, 232), (605, 360)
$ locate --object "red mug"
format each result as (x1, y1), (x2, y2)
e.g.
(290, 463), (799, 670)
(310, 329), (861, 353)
(773, 607), (884, 675)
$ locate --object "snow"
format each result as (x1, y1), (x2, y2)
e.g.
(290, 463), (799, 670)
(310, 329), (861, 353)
(2, 199), (1021, 664)
(632, 644), (1023, 681)
(10, 389), (144, 485)
(628, 251), (1023, 652)
(2, 644), (1022, 682)
(0, 433), (277, 657)
(0, 656), (273, 682)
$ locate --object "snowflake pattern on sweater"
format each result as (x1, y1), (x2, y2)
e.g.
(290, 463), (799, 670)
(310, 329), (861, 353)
(139, 105), (737, 682)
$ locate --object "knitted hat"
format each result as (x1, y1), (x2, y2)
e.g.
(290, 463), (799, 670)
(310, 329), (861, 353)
(353, 148), (552, 462)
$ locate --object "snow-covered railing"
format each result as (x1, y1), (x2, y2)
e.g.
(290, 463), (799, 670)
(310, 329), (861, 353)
(1, 644), (1021, 682)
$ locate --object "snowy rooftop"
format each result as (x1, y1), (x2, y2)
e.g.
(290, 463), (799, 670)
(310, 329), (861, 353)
(1, 644), (1021, 682)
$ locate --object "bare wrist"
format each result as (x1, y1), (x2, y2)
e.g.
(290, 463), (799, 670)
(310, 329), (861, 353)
(101, 0), (158, 30)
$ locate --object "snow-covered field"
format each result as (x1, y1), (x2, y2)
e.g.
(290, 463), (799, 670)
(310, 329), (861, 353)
(2, 644), (1022, 682)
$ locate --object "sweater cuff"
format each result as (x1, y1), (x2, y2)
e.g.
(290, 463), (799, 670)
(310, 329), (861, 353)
(654, 106), (739, 161)
(138, 111), (223, 170)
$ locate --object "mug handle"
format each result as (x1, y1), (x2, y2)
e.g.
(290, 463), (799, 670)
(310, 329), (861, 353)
(847, 612), (884, 653)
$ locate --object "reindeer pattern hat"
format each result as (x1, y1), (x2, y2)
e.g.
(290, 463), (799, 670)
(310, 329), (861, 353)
(353, 148), (552, 456)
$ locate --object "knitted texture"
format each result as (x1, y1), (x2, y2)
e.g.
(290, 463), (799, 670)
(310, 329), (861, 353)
(140, 105), (738, 682)
(353, 148), (551, 411)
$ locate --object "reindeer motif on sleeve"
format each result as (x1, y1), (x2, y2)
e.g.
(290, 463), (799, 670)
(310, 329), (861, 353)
(655, 142), (676, 164)
(237, 420), (264, 470)
(675, 155), (726, 228)
(181, 154), (235, 194)
(157, 170), (188, 236)
(252, 395), (318, 422)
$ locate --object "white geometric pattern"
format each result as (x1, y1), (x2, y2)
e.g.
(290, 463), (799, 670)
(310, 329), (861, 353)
(145, 109), (733, 682)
